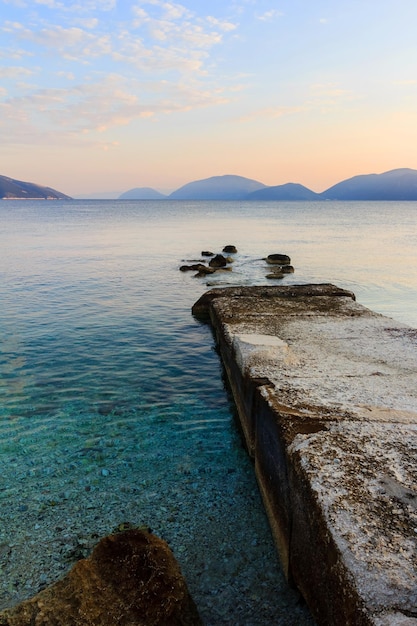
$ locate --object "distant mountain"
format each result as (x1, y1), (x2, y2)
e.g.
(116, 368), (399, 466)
(118, 187), (167, 200)
(118, 168), (417, 201)
(247, 182), (321, 201)
(168, 174), (266, 200)
(0, 175), (71, 199)
(322, 168), (417, 200)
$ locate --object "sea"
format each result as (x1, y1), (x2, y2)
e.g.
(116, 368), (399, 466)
(0, 199), (416, 624)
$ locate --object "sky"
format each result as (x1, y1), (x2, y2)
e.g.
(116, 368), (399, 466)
(1, 0), (417, 197)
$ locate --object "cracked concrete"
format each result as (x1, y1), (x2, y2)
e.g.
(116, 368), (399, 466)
(192, 284), (417, 626)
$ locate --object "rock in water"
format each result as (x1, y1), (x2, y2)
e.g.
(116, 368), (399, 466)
(209, 254), (228, 268)
(180, 263), (215, 273)
(266, 253), (291, 265)
(266, 273), (285, 280)
(0, 529), (202, 626)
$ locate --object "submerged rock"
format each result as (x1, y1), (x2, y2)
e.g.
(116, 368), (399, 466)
(266, 265), (294, 274)
(197, 267), (233, 278)
(266, 273), (285, 280)
(266, 265), (294, 280)
(193, 265), (218, 276)
(0, 529), (202, 626)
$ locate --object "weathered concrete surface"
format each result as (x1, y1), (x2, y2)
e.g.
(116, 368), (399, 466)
(192, 284), (417, 626)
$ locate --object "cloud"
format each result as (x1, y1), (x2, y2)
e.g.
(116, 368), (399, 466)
(0, 73), (231, 146)
(240, 104), (307, 122)
(35, 0), (64, 8)
(4, 2), (237, 78)
(17, 25), (112, 60)
(131, 2), (235, 50)
(112, 5), (237, 76)
(0, 0), (238, 147)
(206, 16), (237, 32)
(0, 65), (34, 77)
(37, 0), (117, 11)
(55, 70), (76, 79)
(309, 82), (356, 107)
(99, 140), (120, 151)
(7, 0), (108, 10)
(2, 0), (27, 7)
(2, 20), (27, 32)
(240, 83), (356, 122)
(75, 18), (99, 29)
(256, 10), (284, 21)
(0, 46), (33, 60)
(133, 0), (191, 21)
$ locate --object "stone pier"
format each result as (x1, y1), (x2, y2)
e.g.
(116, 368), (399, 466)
(192, 284), (417, 626)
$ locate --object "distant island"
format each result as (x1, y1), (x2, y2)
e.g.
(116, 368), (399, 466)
(0, 175), (72, 199)
(3, 168), (417, 201)
(119, 169), (417, 201)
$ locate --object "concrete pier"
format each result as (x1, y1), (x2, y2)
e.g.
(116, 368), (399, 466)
(192, 284), (417, 626)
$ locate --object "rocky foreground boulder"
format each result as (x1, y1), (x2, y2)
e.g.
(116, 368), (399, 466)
(0, 529), (201, 626)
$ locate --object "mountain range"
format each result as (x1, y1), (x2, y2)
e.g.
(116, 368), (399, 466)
(0, 175), (72, 200)
(2, 168), (417, 201)
(119, 169), (417, 201)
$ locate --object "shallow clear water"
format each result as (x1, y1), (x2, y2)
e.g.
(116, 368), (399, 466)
(0, 199), (416, 623)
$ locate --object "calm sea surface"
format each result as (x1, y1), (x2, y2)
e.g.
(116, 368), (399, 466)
(0, 200), (416, 623)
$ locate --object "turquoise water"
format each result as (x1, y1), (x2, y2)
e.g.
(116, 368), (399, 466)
(0, 200), (416, 623)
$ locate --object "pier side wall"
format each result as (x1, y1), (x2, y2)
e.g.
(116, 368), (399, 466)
(192, 284), (417, 626)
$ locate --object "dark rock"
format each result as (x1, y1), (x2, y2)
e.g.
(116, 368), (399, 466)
(222, 245), (238, 253)
(266, 254), (291, 265)
(193, 266), (216, 276)
(281, 265), (295, 273)
(201, 251), (214, 257)
(266, 273), (285, 280)
(209, 254), (228, 268)
(179, 263), (207, 272)
(0, 529), (202, 626)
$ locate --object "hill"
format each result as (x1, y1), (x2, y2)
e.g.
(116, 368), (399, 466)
(7, 168), (417, 201)
(0, 175), (71, 199)
(247, 182), (321, 201)
(118, 187), (167, 200)
(322, 168), (417, 200)
(168, 174), (266, 200)
(119, 168), (417, 201)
